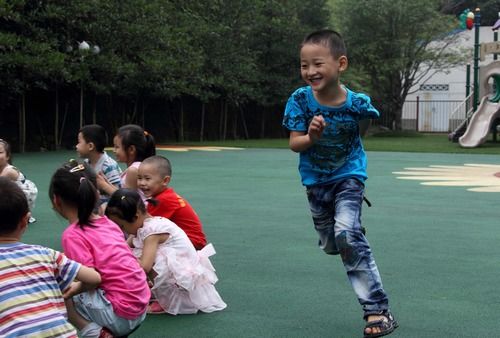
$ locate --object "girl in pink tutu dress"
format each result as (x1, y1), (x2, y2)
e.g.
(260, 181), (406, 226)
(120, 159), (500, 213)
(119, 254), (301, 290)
(105, 188), (227, 315)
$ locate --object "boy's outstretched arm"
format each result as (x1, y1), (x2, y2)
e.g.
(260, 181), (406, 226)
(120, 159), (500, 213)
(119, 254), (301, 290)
(289, 115), (326, 152)
(63, 266), (101, 299)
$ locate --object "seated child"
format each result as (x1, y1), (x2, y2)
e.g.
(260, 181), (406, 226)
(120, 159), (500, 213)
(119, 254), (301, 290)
(76, 124), (122, 204)
(0, 139), (38, 223)
(138, 155), (207, 249)
(0, 177), (101, 337)
(96, 124), (155, 203)
(49, 160), (150, 338)
(106, 189), (227, 315)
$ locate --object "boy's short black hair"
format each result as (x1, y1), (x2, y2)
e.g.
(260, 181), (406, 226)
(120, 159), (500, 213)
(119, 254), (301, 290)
(80, 124), (107, 153)
(142, 155), (172, 177)
(301, 29), (346, 59)
(0, 177), (29, 234)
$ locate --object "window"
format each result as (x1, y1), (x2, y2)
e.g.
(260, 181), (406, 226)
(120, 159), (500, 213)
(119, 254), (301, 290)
(419, 84), (449, 91)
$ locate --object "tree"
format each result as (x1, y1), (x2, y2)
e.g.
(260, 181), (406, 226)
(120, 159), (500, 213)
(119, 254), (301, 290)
(332, 0), (466, 130)
(248, 0), (332, 137)
(0, 0), (334, 145)
(0, 0), (71, 151)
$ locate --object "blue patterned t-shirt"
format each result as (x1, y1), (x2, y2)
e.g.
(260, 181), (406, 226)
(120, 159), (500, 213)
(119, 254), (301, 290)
(282, 86), (379, 187)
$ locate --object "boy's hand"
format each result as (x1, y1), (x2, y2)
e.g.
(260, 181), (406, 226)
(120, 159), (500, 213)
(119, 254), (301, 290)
(308, 115), (326, 142)
(63, 281), (82, 299)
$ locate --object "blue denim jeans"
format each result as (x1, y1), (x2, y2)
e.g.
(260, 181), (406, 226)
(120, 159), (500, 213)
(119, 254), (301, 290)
(306, 178), (389, 316)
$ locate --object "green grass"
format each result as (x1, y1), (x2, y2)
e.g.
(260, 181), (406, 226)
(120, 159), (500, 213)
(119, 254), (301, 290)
(168, 132), (500, 154)
(365, 132), (500, 154)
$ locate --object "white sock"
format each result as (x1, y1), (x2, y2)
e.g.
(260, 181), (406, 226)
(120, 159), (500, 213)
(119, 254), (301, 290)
(80, 322), (102, 338)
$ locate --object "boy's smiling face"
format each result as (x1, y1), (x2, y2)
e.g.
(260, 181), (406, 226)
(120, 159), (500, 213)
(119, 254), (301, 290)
(76, 132), (92, 158)
(137, 162), (170, 198)
(300, 43), (347, 94)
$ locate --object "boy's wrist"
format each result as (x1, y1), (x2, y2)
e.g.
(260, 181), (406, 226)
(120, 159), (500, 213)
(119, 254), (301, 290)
(307, 133), (318, 144)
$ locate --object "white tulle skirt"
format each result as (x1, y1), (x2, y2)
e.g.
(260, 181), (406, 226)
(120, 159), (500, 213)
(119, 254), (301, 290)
(151, 244), (227, 315)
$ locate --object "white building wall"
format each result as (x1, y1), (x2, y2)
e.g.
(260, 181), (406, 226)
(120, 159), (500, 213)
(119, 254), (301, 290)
(403, 26), (498, 131)
(406, 26), (497, 102)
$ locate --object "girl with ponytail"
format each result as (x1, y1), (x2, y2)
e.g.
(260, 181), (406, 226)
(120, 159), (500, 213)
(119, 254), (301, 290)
(49, 160), (150, 338)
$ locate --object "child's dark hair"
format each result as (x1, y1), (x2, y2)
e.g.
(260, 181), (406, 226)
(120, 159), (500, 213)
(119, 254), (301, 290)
(49, 160), (98, 228)
(0, 139), (12, 164)
(142, 155), (172, 177)
(301, 29), (346, 59)
(116, 124), (156, 161)
(105, 188), (146, 223)
(0, 177), (29, 234)
(80, 124), (108, 153)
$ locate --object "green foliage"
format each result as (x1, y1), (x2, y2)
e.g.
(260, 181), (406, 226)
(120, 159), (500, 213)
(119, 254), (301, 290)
(331, 0), (467, 129)
(0, 0), (333, 145)
(0, 0), (331, 102)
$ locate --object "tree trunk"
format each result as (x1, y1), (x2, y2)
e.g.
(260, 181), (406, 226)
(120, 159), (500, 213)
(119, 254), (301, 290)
(260, 107), (266, 138)
(239, 106), (249, 139)
(166, 99), (178, 141)
(141, 99), (146, 126)
(131, 96), (138, 123)
(92, 94), (97, 124)
(107, 95), (116, 132)
(232, 104), (238, 139)
(59, 102), (69, 147)
(19, 94), (26, 153)
(80, 80), (84, 128)
(200, 102), (205, 142)
(36, 112), (47, 150)
(393, 103), (403, 130)
(218, 99), (224, 140)
(222, 100), (228, 141)
(179, 98), (184, 142)
(55, 87), (60, 150)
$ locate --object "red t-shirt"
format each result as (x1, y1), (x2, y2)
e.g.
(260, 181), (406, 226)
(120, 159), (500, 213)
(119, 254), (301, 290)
(147, 188), (207, 249)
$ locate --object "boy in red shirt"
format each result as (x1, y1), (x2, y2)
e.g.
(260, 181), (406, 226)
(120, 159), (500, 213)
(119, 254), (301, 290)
(138, 155), (207, 249)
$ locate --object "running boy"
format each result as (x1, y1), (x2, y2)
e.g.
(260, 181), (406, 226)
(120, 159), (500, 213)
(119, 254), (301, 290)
(282, 30), (397, 338)
(138, 155), (207, 249)
(0, 177), (101, 337)
(76, 124), (122, 204)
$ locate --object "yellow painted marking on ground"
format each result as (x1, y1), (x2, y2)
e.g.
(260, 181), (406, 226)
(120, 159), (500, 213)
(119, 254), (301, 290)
(106, 146), (243, 152)
(393, 164), (500, 193)
(156, 146), (243, 152)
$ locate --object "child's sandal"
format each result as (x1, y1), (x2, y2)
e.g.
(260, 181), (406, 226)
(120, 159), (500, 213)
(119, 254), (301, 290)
(363, 310), (398, 338)
(147, 301), (165, 315)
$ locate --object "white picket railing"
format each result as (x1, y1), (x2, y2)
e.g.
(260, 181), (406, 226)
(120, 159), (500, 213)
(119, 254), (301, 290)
(448, 92), (475, 131)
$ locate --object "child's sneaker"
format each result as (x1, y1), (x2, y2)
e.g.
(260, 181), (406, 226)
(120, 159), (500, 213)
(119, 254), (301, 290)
(28, 217), (36, 223)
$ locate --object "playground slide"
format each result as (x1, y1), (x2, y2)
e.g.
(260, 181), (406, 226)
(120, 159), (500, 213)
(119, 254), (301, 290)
(459, 96), (500, 148)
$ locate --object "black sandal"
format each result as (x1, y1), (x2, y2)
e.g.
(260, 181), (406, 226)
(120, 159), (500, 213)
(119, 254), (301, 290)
(363, 311), (398, 338)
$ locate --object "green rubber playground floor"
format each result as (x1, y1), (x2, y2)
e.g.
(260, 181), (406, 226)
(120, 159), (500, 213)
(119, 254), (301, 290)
(13, 148), (500, 338)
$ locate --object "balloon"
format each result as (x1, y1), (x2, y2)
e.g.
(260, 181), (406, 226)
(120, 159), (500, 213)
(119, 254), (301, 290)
(466, 17), (474, 30)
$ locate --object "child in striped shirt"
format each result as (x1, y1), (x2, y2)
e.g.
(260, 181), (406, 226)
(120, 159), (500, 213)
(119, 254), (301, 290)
(0, 177), (101, 338)
(76, 124), (122, 205)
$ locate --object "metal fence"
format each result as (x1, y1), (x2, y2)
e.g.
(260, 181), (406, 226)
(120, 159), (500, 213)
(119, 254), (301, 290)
(401, 99), (464, 132)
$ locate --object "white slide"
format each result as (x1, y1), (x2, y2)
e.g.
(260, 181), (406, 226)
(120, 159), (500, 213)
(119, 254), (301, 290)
(459, 96), (500, 148)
